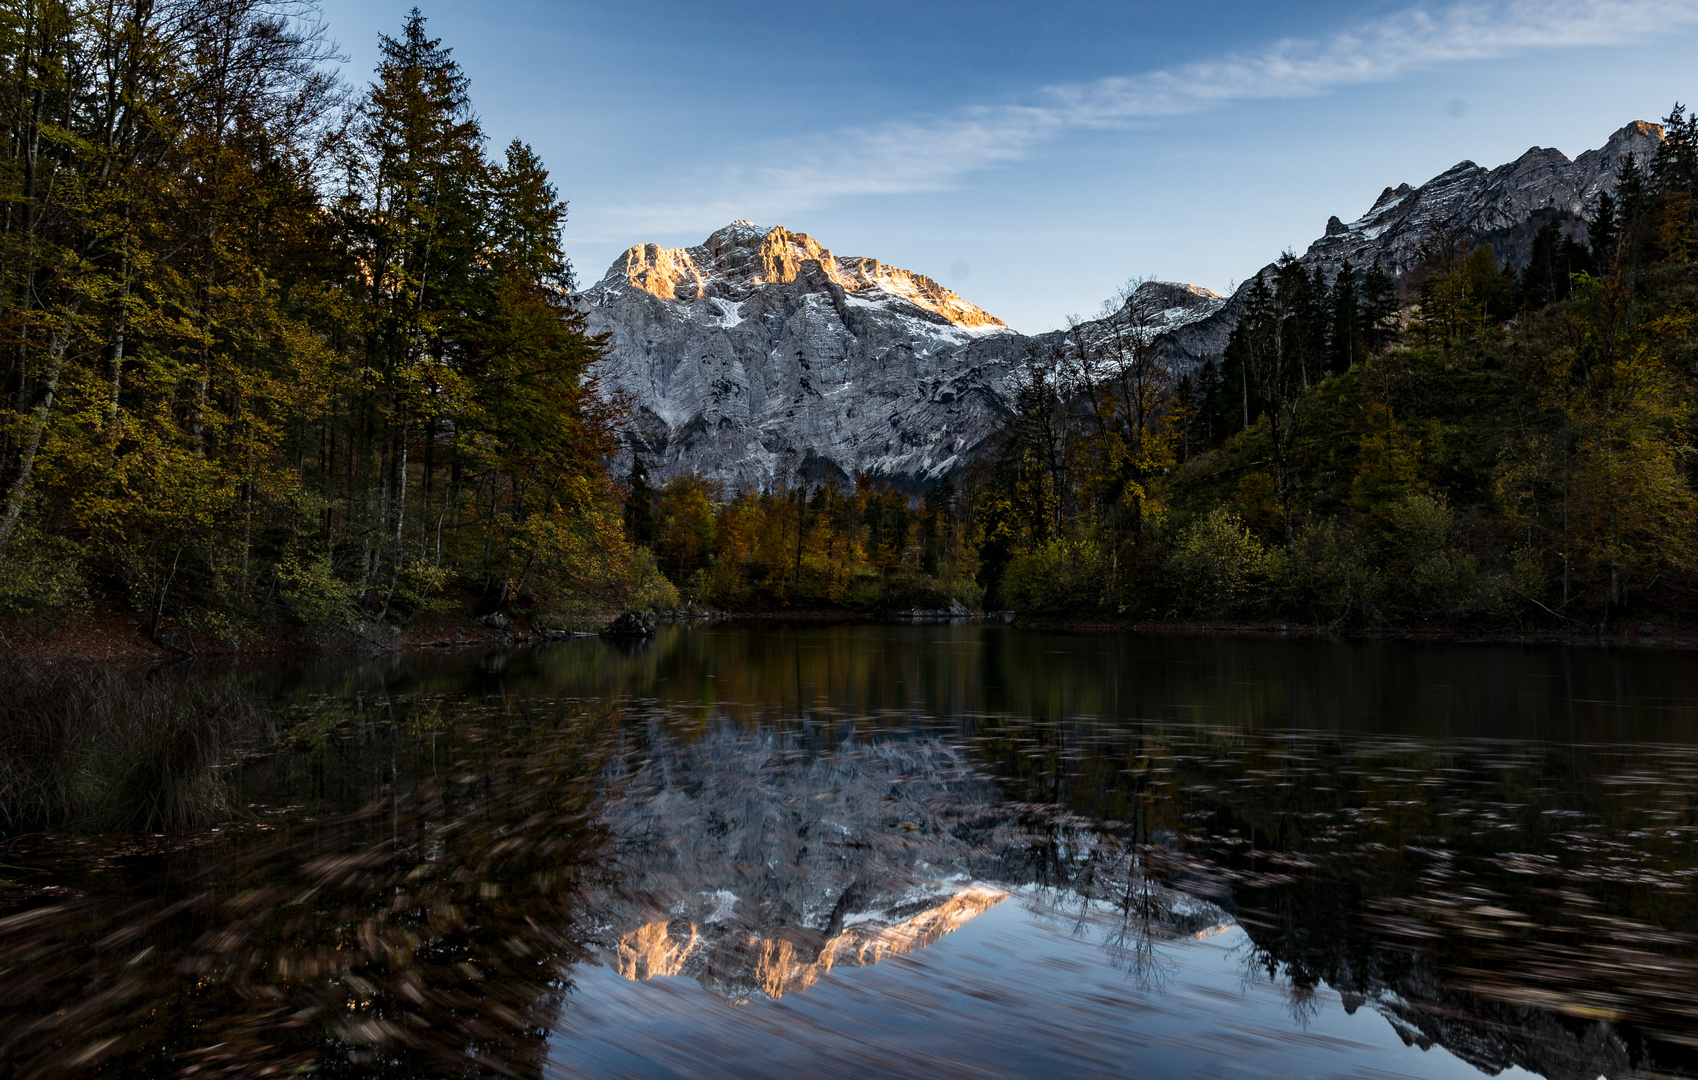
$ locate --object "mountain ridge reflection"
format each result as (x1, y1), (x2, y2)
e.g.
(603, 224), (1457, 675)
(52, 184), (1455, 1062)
(587, 723), (1228, 1005)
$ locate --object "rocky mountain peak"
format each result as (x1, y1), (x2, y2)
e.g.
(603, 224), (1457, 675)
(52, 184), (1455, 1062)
(586, 118), (1670, 492)
(1143, 119), (1671, 376)
(609, 222), (1007, 331)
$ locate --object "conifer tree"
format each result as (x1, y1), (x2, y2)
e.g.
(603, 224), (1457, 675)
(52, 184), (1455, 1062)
(1329, 260), (1360, 371)
(1358, 263), (1399, 352)
(1611, 154), (1656, 274)
(626, 456), (656, 546)
(1237, 265), (1305, 547)
(1522, 220), (1567, 309)
(1587, 191), (1619, 271)
(1193, 359), (1229, 445)
(1301, 263), (1332, 384)
(1651, 103), (1698, 262)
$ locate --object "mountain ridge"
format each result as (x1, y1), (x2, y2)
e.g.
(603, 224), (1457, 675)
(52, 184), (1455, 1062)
(584, 120), (1666, 492)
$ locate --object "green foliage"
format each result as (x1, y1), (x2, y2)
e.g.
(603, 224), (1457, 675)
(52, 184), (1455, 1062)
(277, 552), (360, 630)
(1168, 507), (1268, 617)
(1375, 494), (1486, 620)
(1277, 517), (1372, 623)
(1001, 536), (1114, 615)
(626, 546), (681, 612)
(0, 530), (86, 619)
(0, 5), (647, 636)
(978, 121), (1698, 628)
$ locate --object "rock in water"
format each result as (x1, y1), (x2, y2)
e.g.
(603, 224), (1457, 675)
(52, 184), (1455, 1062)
(602, 611), (657, 638)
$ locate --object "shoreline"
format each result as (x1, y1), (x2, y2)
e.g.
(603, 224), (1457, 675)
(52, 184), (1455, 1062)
(1004, 615), (1698, 649)
(5, 607), (1693, 666)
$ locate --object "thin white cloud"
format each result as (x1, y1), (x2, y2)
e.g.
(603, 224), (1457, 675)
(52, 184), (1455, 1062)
(577, 0), (1698, 246)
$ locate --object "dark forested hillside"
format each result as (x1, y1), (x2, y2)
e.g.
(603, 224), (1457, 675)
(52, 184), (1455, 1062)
(968, 108), (1698, 628)
(0, 3), (670, 647)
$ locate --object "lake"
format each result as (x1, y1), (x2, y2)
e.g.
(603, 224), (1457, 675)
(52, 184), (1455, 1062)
(3, 623), (1697, 1079)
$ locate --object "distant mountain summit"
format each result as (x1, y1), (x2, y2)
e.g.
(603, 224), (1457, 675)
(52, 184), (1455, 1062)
(1310, 120), (1664, 279)
(608, 221), (1008, 331)
(583, 222), (1030, 492)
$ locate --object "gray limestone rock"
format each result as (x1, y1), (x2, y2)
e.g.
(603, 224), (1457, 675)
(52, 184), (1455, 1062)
(582, 223), (1221, 492)
(584, 121), (1665, 490)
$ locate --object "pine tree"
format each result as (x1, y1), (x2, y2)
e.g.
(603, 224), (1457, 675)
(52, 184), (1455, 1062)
(626, 456), (656, 546)
(1302, 263), (1332, 383)
(1191, 359), (1231, 446)
(1612, 154), (1655, 274)
(1358, 263), (1399, 353)
(1651, 103), (1698, 262)
(1587, 191), (1619, 271)
(1238, 264), (1305, 547)
(1329, 260), (1360, 371)
(1522, 220), (1565, 309)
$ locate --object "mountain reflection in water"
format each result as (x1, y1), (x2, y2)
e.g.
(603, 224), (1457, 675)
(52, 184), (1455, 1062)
(1, 624), (1697, 1079)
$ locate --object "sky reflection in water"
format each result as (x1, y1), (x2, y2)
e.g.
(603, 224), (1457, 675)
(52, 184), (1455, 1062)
(3, 624), (1697, 1079)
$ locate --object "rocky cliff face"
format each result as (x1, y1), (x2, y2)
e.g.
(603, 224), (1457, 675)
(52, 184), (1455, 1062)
(586, 123), (1664, 490)
(583, 223), (1221, 491)
(582, 222), (1026, 493)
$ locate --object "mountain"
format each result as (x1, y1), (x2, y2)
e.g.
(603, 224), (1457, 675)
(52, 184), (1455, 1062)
(585, 122), (1664, 492)
(1161, 120), (1667, 368)
(582, 222), (1025, 492)
(582, 223), (1220, 491)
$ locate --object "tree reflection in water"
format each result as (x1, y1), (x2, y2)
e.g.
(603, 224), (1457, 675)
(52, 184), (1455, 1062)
(0, 697), (619, 1078)
(968, 714), (1698, 1079)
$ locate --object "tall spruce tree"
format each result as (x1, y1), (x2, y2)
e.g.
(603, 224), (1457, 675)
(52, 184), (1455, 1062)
(1651, 103), (1698, 262)
(1358, 263), (1399, 352)
(1612, 153), (1656, 274)
(626, 455), (656, 547)
(1329, 260), (1360, 371)
(1588, 191), (1619, 271)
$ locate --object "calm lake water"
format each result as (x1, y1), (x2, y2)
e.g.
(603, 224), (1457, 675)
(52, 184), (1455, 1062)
(4, 623), (1698, 1079)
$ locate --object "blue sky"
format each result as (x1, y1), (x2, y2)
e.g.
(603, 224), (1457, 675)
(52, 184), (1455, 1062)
(318, 0), (1698, 332)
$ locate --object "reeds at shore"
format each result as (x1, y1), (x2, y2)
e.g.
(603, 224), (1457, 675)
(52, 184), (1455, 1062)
(0, 658), (268, 833)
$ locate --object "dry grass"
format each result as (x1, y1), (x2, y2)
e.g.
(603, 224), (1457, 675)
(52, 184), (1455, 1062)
(0, 657), (268, 833)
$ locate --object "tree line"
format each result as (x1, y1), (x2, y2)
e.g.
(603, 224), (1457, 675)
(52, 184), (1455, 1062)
(0, 2), (650, 645)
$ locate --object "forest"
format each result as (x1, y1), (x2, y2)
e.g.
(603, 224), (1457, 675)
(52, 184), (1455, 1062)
(0, 1), (671, 647)
(634, 108), (1698, 631)
(4, 0), (1696, 643)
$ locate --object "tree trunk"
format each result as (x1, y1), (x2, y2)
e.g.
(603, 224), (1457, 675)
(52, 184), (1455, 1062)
(0, 324), (71, 552)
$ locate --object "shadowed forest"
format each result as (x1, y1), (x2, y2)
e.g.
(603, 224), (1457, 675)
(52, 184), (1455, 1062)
(0, 2), (669, 647)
